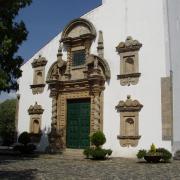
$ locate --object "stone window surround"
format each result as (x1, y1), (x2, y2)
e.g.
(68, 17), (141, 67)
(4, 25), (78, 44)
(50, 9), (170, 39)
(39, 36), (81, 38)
(28, 102), (44, 134)
(116, 95), (143, 147)
(116, 36), (142, 86)
(30, 55), (47, 95)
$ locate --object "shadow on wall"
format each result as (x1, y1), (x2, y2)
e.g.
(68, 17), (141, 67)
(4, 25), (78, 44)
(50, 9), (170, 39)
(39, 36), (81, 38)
(36, 128), (49, 152)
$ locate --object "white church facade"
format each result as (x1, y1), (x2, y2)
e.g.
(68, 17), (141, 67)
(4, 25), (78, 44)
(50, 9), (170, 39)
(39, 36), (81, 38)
(16, 0), (180, 157)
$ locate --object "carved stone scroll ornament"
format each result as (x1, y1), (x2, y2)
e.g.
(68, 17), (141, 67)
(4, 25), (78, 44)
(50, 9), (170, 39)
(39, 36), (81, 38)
(116, 95), (143, 147)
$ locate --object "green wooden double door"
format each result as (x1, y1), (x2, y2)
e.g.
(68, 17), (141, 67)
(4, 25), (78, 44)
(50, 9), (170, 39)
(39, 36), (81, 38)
(66, 99), (90, 149)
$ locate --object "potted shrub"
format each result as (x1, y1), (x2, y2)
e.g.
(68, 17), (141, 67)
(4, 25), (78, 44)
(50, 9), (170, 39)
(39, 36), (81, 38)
(83, 131), (112, 160)
(137, 144), (172, 163)
(144, 144), (161, 163)
(156, 148), (172, 162)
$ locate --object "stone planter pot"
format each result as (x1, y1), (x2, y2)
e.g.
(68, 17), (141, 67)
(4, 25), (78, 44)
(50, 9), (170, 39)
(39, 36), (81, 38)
(144, 155), (161, 163)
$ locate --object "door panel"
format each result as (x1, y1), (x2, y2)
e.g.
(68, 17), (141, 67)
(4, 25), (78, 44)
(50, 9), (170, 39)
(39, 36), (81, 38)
(67, 99), (90, 149)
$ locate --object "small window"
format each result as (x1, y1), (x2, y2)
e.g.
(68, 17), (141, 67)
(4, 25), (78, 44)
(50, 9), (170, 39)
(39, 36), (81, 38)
(72, 50), (85, 66)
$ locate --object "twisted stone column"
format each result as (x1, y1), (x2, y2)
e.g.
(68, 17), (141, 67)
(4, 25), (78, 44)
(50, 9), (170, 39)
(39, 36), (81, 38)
(51, 96), (57, 126)
(93, 93), (101, 131)
(64, 47), (71, 79)
(48, 94), (64, 153)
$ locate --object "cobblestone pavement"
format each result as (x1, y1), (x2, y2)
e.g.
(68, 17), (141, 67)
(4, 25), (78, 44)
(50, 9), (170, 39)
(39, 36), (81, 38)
(0, 154), (180, 180)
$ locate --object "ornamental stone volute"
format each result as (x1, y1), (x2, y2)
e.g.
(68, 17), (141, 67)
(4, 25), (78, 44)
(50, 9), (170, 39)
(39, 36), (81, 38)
(28, 102), (44, 115)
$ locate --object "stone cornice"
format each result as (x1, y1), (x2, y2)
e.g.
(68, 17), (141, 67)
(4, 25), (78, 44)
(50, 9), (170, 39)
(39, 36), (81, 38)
(30, 84), (46, 89)
(28, 102), (44, 115)
(32, 55), (47, 68)
(117, 73), (141, 79)
(117, 135), (141, 140)
(116, 36), (142, 53)
(116, 95), (143, 112)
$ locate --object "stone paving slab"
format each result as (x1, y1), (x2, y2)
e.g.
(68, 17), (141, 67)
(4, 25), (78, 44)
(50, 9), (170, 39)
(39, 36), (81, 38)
(0, 154), (180, 180)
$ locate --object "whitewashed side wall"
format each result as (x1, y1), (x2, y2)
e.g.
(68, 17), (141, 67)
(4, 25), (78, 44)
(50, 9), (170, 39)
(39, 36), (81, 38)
(83, 0), (171, 157)
(18, 0), (171, 157)
(18, 33), (61, 135)
(167, 0), (180, 153)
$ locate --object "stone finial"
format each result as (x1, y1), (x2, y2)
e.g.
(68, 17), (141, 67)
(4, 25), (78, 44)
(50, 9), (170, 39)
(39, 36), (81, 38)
(57, 42), (63, 59)
(116, 36), (142, 53)
(31, 55), (47, 68)
(28, 102), (44, 115)
(116, 95), (143, 112)
(97, 31), (104, 58)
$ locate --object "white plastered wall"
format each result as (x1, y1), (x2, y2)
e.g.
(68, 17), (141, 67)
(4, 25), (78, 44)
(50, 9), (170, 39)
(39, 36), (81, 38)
(166, 0), (180, 154)
(18, 0), (171, 157)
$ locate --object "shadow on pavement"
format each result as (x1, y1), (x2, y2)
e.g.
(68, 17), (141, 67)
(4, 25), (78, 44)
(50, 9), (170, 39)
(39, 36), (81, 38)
(0, 169), (38, 180)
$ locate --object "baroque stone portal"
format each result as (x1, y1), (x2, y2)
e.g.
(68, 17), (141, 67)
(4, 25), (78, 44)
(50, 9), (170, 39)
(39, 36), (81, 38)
(46, 18), (111, 151)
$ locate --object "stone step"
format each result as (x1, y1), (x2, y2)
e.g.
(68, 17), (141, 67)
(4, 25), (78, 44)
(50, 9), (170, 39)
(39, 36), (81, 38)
(173, 151), (180, 160)
(63, 149), (84, 158)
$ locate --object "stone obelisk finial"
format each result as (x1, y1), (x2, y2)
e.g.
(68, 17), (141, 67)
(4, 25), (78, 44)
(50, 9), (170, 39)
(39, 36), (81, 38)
(97, 31), (104, 58)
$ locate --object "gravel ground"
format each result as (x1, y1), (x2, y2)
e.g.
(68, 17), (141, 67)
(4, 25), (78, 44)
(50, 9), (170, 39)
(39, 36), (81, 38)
(0, 154), (180, 180)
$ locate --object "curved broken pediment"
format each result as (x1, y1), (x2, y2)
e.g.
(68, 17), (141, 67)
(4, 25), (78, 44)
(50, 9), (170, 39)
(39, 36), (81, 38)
(46, 60), (66, 82)
(61, 18), (96, 42)
(86, 54), (111, 81)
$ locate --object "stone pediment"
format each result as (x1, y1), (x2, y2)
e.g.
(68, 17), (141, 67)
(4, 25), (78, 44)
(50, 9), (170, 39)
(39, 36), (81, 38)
(67, 25), (91, 38)
(61, 18), (96, 43)
(116, 36), (142, 53)
(32, 55), (47, 68)
(28, 102), (44, 115)
(86, 54), (111, 80)
(46, 60), (66, 82)
(116, 95), (143, 112)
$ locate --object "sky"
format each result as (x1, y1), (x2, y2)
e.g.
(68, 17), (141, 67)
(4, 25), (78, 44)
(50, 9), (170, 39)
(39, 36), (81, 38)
(0, 0), (102, 102)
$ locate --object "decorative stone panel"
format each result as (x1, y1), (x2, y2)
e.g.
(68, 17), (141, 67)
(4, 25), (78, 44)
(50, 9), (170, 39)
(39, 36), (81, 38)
(30, 55), (47, 94)
(116, 36), (142, 86)
(28, 102), (44, 134)
(161, 77), (173, 140)
(116, 95), (143, 147)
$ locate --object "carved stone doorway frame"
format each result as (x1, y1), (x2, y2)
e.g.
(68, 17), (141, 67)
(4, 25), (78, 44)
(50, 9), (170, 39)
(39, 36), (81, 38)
(57, 90), (103, 148)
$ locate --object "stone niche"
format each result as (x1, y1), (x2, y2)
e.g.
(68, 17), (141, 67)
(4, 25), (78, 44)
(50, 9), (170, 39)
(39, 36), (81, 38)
(116, 36), (142, 86)
(116, 95), (143, 147)
(30, 55), (47, 94)
(28, 102), (44, 134)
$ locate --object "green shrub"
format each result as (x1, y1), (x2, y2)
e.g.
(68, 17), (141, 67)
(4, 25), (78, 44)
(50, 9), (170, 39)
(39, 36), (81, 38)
(13, 143), (36, 154)
(91, 148), (107, 160)
(83, 147), (93, 158)
(18, 132), (31, 145)
(137, 149), (147, 159)
(105, 149), (112, 156)
(83, 131), (112, 160)
(156, 148), (172, 162)
(91, 131), (106, 147)
(14, 132), (36, 154)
